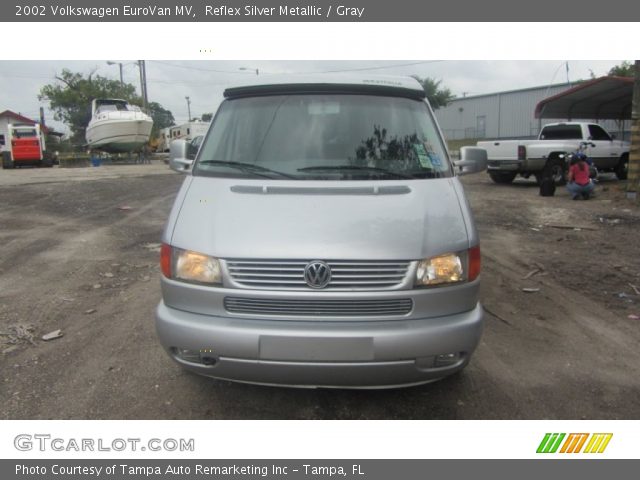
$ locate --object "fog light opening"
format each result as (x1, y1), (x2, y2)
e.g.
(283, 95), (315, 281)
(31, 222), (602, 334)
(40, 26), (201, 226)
(201, 356), (217, 366)
(171, 347), (201, 363)
(434, 352), (462, 367)
(171, 347), (217, 365)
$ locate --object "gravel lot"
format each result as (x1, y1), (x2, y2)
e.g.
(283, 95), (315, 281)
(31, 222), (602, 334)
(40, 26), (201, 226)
(1, 163), (639, 419)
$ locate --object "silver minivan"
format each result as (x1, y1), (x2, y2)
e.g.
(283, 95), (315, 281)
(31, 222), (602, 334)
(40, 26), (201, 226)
(157, 75), (487, 388)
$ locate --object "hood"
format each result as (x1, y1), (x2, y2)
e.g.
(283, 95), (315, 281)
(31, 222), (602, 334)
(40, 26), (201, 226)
(169, 177), (469, 260)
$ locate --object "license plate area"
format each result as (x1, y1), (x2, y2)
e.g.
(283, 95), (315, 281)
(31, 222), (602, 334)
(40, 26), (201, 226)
(259, 336), (374, 362)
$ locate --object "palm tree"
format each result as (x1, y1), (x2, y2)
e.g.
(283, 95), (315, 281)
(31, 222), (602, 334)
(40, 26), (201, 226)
(411, 76), (455, 109)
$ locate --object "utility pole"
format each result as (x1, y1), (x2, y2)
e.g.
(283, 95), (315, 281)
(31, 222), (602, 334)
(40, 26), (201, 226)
(185, 96), (191, 122)
(628, 60), (640, 200)
(138, 60), (148, 111)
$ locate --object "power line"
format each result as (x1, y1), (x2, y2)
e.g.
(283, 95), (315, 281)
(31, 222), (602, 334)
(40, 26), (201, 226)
(148, 60), (444, 76)
(307, 60), (445, 74)
(0, 73), (56, 80)
(147, 60), (258, 75)
(144, 77), (231, 86)
(0, 61), (448, 88)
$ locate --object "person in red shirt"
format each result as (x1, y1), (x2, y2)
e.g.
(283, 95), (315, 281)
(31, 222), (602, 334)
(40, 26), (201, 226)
(566, 153), (595, 200)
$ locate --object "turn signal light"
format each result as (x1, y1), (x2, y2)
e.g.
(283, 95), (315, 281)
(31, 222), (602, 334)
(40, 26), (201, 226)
(468, 245), (481, 282)
(160, 243), (172, 278)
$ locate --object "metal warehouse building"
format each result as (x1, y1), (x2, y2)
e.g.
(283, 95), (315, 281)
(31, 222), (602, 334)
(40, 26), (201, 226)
(434, 82), (629, 141)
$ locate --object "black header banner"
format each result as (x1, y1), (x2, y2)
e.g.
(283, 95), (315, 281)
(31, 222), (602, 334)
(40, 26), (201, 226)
(5, 0), (640, 21)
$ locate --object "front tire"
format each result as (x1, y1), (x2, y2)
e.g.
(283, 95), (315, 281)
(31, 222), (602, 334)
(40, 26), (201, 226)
(489, 172), (517, 184)
(2, 151), (14, 169)
(615, 155), (628, 180)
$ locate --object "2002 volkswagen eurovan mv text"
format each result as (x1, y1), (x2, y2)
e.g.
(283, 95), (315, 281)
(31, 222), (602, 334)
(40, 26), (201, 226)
(156, 75), (488, 388)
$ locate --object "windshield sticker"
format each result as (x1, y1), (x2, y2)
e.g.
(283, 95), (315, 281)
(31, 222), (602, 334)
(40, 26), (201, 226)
(423, 142), (442, 167)
(308, 101), (340, 115)
(428, 152), (442, 167)
(413, 143), (432, 169)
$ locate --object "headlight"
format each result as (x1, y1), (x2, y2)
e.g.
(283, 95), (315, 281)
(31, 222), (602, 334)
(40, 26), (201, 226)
(415, 246), (481, 287)
(161, 244), (221, 285)
(416, 253), (464, 286)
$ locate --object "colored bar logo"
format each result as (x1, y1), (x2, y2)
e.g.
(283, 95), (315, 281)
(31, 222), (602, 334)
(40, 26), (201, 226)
(537, 433), (612, 453)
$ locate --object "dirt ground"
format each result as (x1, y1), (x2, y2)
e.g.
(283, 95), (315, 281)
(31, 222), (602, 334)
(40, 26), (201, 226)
(1, 163), (639, 419)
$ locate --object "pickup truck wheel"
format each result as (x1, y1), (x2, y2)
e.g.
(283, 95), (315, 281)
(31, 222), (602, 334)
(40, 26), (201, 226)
(489, 172), (517, 184)
(544, 158), (566, 185)
(615, 155), (628, 180)
(1, 151), (14, 169)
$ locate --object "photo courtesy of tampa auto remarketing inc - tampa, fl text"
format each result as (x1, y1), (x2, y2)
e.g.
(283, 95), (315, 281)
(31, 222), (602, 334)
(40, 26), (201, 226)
(0, 1), (639, 479)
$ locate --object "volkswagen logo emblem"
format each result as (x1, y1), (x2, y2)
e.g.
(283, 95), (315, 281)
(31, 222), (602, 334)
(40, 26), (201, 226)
(304, 261), (331, 289)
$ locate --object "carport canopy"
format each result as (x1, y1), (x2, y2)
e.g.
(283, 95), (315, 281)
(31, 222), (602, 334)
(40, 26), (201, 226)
(535, 76), (633, 120)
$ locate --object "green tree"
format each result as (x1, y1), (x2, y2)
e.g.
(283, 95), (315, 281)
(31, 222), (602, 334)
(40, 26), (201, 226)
(411, 76), (455, 109)
(608, 61), (634, 77)
(146, 102), (175, 136)
(201, 112), (213, 122)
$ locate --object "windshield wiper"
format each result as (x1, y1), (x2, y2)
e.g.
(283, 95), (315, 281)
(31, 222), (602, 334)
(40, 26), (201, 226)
(198, 160), (295, 179)
(297, 165), (414, 179)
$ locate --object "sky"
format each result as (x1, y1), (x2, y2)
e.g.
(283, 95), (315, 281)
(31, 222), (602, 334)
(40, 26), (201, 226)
(0, 60), (625, 135)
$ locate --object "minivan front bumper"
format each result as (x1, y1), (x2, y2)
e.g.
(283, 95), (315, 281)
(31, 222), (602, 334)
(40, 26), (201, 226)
(155, 301), (484, 388)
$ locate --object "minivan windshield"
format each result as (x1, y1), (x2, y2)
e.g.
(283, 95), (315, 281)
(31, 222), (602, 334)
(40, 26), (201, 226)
(194, 94), (451, 180)
(13, 129), (37, 138)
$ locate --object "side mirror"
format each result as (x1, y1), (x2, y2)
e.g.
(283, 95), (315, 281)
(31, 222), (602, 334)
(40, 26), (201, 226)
(186, 136), (204, 160)
(169, 139), (193, 173)
(186, 143), (197, 160)
(611, 133), (617, 140)
(454, 147), (487, 175)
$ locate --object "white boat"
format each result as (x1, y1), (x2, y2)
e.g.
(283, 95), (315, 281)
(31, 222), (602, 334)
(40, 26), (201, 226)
(86, 99), (153, 153)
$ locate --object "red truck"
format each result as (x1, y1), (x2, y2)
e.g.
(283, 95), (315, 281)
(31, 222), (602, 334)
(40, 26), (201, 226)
(1, 123), (54, 169)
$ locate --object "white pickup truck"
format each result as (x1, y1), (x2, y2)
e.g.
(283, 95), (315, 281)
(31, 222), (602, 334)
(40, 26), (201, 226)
(477, 122), (629, 184)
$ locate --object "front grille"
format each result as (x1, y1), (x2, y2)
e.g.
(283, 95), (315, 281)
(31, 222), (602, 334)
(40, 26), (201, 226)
(225, 260), (411, 290)
(224, 297), (413, 317)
